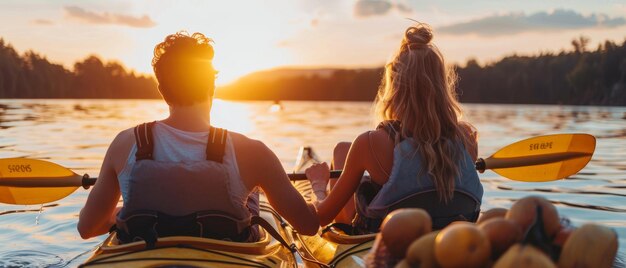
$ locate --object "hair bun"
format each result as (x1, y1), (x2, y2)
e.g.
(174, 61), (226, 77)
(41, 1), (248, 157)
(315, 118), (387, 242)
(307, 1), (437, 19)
(404, 23), (433, 47)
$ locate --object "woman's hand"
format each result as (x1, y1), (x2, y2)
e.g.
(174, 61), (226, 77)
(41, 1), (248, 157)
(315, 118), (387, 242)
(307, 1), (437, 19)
(305, 162), (331, 200)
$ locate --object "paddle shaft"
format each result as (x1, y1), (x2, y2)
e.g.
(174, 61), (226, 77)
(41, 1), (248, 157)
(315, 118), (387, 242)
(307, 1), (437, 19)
(0, 172), (333, 188)
(290, 151), (593, 181)
(78, 173), (336, 186)
(0, 174), (97, 189)
(288, 170), (341, 181)
(475, 151), (593, 173)
(1, 151), (591, 187)
(13, 151), (590, 188)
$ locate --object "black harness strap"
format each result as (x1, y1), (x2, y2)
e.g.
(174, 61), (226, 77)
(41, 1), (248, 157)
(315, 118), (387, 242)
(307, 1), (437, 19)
(250, 216), (290, 251)
(116, 211), (254, 248)
(133, 122), (227, 163)
(206, 127), (227, 163)
(116, 212), (159, 249)
(135, 121), (156, 161)
(250, 216), (331, 268)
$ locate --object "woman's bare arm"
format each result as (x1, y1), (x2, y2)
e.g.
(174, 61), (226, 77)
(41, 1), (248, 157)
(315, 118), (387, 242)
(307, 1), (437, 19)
(311, 133), (368, 226)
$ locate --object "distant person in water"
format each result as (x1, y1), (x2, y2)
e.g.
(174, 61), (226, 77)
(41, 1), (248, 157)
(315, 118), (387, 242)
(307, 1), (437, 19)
(270, 100), (283, 112)
(78, 32), (319, 242)
(305, 23), (483, 233)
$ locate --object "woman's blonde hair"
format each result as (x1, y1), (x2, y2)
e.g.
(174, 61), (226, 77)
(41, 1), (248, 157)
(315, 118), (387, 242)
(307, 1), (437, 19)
(374, 23), (475, 202)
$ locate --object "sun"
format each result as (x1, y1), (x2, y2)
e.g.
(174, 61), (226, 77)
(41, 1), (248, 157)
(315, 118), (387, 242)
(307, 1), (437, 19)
(120, 0), (303, 86)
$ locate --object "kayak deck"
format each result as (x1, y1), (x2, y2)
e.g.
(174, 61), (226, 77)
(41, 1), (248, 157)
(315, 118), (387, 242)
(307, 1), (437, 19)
(81, 208), (297, 268)
(295, 228), (374, 267)
(291, 147), (375, 268)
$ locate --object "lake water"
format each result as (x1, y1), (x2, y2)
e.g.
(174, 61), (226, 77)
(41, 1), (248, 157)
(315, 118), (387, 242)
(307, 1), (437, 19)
(0, 99), (624, 267)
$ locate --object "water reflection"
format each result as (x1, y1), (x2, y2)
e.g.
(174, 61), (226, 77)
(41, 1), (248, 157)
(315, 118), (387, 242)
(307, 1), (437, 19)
(269, 101), (283, 113)
(0, 251), (64, 268)
(0, 100), (624, 266)
(211, 99), (256, 134)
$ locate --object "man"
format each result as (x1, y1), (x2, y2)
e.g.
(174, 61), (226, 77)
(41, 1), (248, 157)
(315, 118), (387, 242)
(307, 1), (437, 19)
(78, 32), (319, 241)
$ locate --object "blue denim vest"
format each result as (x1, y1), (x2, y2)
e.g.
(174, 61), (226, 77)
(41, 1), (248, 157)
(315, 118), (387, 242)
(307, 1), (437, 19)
(353, 123), (483, 233)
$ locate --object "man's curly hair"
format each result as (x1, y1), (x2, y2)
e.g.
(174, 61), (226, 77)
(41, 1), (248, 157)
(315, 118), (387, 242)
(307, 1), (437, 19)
(152, 32), (216, 105)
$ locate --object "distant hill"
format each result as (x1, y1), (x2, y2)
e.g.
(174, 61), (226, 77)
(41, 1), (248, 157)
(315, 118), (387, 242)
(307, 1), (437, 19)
(236, 68), (336, 80)
(216, 67), (382, 101)
(217, 37), (626, 106)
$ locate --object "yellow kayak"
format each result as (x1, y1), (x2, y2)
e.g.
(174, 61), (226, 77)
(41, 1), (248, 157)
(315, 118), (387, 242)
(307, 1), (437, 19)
(81, 205), (299, 268)
(291, 147), (375, 268)
(80, 146), (372, 268)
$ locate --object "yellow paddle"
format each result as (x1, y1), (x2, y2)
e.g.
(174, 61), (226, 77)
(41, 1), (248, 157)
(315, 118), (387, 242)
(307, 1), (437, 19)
(288, 133), (596, 181)
(0, 158), (95, 205)
(0, 133), (595, 205)
(475, 133), (595, 182)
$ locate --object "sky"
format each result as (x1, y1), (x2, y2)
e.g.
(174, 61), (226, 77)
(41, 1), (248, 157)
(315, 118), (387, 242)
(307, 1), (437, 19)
(1, 0), (625, 85)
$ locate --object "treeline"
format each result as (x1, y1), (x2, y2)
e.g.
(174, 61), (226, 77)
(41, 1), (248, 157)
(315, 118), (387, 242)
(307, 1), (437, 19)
(457, 37), (626, 105)
(1, 37), (625, 106)
(0, 39), (159, 99)
(218, 37), (626, 106)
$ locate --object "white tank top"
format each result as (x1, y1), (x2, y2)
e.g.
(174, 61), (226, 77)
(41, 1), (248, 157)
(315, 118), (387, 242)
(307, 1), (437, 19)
(117, 121), (253, 203)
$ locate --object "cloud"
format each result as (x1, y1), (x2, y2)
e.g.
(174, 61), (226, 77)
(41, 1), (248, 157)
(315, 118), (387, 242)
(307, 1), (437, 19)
(395, 3), (413, 14)
(276, 39), (292, 48)
(113, 14), (156, 28)
(31, 19), (54, 25)
(354, 0), (412, 18)
(64, 6), (156, 28)
(439, 9), (626, 36)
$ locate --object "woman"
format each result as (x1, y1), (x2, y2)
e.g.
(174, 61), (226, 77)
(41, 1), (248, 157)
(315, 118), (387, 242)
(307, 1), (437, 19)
(305, 23), (483, 233)
(78, 32), (319, 243)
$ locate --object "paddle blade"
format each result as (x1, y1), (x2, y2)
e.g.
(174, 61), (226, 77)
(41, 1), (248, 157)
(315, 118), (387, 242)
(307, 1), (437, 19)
(0, 158), (81, 205)
(486, 134), (595, 182)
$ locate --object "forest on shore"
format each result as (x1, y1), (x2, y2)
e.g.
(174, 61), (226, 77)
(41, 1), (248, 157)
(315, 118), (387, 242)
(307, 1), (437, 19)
(0, 37), (624, 106)
(0, 39), (159, 99)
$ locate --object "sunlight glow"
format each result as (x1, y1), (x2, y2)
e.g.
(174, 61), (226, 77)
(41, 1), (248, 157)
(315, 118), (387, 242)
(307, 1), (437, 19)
(118, 0), (304, 85)
(210, 99), (254, 134)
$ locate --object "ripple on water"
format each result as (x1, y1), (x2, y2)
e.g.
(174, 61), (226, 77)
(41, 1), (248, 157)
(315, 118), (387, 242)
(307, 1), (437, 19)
(0, 251), (64, 268)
